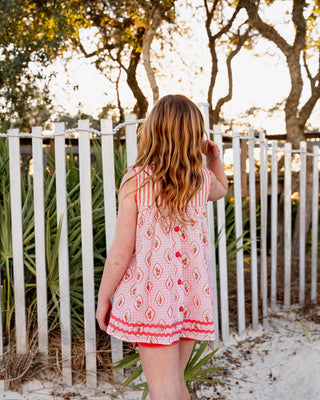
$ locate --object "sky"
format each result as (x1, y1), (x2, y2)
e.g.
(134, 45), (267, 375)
(46, 0), (320, 135)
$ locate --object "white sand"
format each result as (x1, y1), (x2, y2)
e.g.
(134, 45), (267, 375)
(1, 307), (319, 400)
(200, 308), (320, 400)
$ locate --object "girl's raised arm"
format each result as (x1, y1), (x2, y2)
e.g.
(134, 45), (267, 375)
(202, 140), (228, 202)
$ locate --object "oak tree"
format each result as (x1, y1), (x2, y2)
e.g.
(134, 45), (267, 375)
(240, 0), (320, 253)
(204, 0), (251, 125)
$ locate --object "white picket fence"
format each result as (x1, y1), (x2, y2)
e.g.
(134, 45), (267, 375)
(1, 103), (320, 388)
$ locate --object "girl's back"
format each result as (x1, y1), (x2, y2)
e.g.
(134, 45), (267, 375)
(107, 164), (215, 345)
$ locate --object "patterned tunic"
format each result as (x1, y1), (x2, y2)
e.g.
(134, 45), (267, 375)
(107, 166), (215, 344)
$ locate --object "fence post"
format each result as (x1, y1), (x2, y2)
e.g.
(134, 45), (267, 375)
(248, 127), (259, 330)
(8, 129), (27, 354)
(214, 126), (229, 344)
(78, 120), (97, 388)
(0, 255), (2, 355)
(125, 114), (138, 169)
(32, 126), (48, 355)
(199, 102), (220, 346)
(284, 142), (292, 307)
(240, 137), (248, 196)
(299, 141), (307, 306)
(100, 119), (123, 369)
(54, 122), (72, 386)
(271, 140), (278, 309)
(259, 130), (268, 328)
(232, 126), (246, 337)
(311, 145), (319, 303)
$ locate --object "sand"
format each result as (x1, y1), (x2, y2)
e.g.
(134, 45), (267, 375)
(0, 307), (319, 400)
(198, 308), (320, 400)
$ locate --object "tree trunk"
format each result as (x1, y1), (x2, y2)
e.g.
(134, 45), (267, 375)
(240, 0), (320, 259)
(291, 147), (314, 257)
(204, 0), (243, 126)
(142, 6), (162, 104)
(284, 54), (312, 256)
(126, 48), (149, 119)
(207, 41), (218, 124)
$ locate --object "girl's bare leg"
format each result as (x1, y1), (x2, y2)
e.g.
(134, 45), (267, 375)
(138, 343), (180, 400)
(179, 340), (195, 400)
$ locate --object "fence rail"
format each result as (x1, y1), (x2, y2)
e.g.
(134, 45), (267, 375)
(1, 103), (320, 387)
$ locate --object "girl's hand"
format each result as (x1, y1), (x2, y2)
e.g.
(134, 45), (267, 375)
(202, 139), (220, 160)
(96, 298), (112, 331)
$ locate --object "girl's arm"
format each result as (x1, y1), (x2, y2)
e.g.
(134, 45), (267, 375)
(96, 170), (137, 331)
(202, 139), (228, 201)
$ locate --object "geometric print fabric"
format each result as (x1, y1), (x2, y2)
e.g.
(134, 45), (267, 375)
(107, 166), (215, 344)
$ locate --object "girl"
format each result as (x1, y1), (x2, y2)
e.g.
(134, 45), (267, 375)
(96, 94), (228, 400)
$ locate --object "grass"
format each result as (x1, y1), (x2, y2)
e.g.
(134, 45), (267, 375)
(0, 307), (114, 392)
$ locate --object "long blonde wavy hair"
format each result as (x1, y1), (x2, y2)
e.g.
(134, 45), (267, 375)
(132, 94), (206, 228)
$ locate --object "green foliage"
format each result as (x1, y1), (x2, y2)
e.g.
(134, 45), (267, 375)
(55, 105), (119, 131)
(0, 138), (14, 335)
(0, 0), (176, 124)
(113, 341), (227, 399)
(215, 189), (252, 271)
(184, 341), (227, 388)
(0, 0), (88, 130)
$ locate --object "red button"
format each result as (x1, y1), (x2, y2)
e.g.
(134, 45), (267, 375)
(179, 306), (184, 312)
(175, 251), (181, 258)
(177, 279), (182, 285)
(174, 226), (180, 232)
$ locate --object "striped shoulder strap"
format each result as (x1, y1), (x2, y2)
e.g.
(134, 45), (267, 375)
(135, 166), (155, 208)
(203, 167), (213, 202)
(189, 167), (213, 206)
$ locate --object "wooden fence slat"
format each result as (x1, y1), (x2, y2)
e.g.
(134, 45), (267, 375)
(5, 117), (320, 390)
(0, 261), (2, 355)
(271, 140), (278, 309)
(32, 126), (48, 355)
(78, 120), (97, 388)
(248, 128), (259, 330)
(214, 126), (229, 343)
(54, 122), (72, 386)
(299, 141), (307, 306)
(8, 129), (27, 354)
(259, 130), (268, 328)
(284, 142), (292, 307)
(100, 119), (123, 367)
(311, 145), (319, 303)
(208, 201), (220, 346)
(200, 103), (219, 345)
(232, 126), (246, 337)
(125, 114), (138, 169)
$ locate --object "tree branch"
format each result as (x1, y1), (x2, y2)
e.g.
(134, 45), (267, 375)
(212, 4), (241, 42)
(303, 51), (313, 86)
(203, 0), (219, 29)
(142, 4), (162, 104)
(298, 85), (320, 128)
(73, 37), (117, 59)
(205, 0), (241, 111)
(292, 0), (307, 52)
(212, 27), (250, 123)
(240, 0), (291, 55)
(299, 47), (320, 127)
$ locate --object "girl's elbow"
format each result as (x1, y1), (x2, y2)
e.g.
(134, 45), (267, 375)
(218, 181), (228, 199)
(222, 183), (228, 197)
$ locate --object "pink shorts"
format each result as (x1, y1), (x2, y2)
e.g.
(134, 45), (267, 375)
(135, 338), (195, 348)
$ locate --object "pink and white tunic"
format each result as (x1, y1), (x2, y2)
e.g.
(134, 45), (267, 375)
(107, 166), (215, 344)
